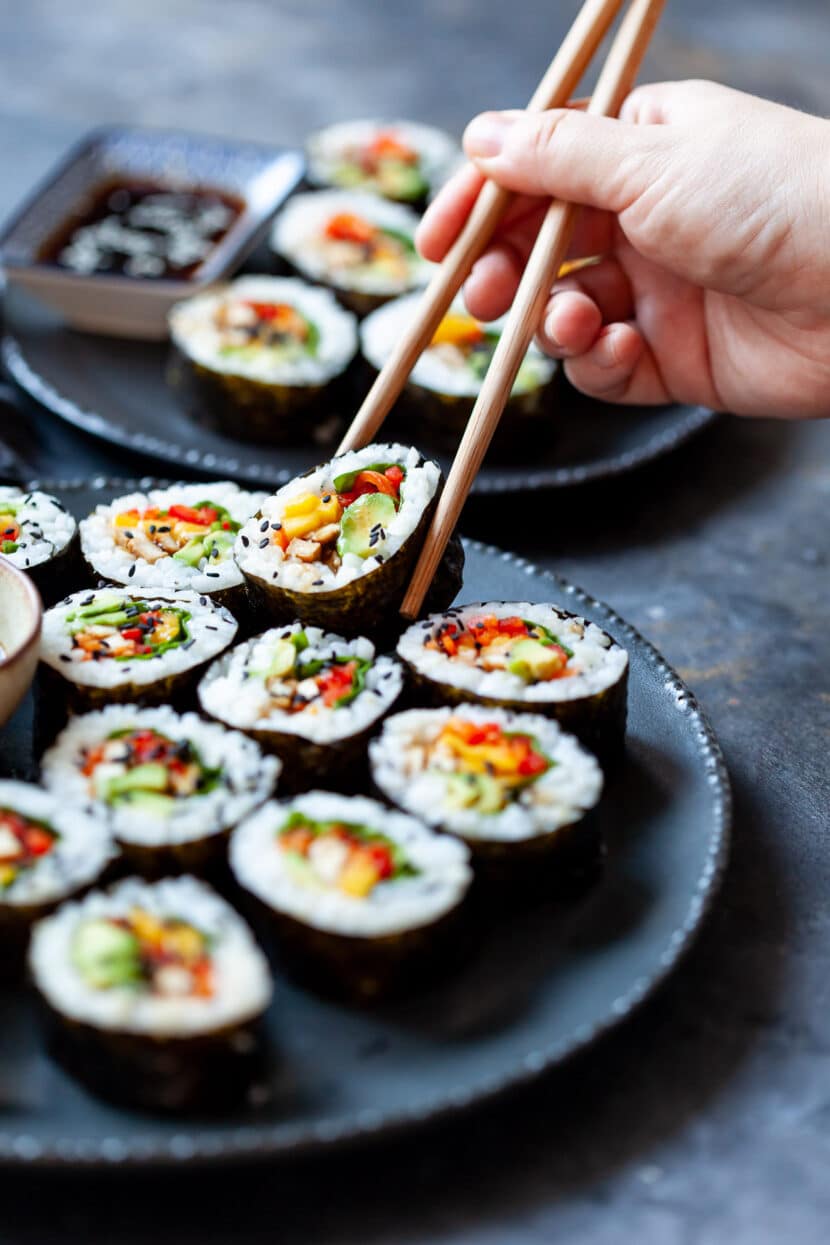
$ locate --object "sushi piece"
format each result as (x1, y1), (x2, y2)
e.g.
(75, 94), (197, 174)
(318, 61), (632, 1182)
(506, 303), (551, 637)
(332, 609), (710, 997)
(0, 780), (116, 976)
(369, 704), (604, 879)
(234, 442), (463, 637)
(361, 295), (557, 454)
(230, 791), (472, 1000)
(397, 602), (628, 763)
(40, 705), (280, 877)
(167, 276), (359, 445)
(305, 119), (460, 206)
(29, 875), (273, 1112)
(40, 587), (238, 712)
(270, 191), (431, 316)
(0, 486), (77, 603)
(197, 622), (403, 791)
(79, 482), (266, 616)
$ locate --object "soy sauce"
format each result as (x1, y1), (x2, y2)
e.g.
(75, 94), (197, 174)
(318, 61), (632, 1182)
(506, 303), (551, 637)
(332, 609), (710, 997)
(39, 180), (244, 280)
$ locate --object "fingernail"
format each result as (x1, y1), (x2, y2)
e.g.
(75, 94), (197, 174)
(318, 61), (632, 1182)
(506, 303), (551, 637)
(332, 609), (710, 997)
(463, 112), (514, 158)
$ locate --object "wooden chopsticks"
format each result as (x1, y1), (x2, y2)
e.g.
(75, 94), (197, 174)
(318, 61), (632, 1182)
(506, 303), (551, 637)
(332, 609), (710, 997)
(399, 0), (665, 619)
(336, 0), (626, 457)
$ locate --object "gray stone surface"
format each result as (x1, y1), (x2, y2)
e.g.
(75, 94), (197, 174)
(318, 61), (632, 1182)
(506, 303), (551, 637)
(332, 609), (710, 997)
(1, 2), (829, 1242)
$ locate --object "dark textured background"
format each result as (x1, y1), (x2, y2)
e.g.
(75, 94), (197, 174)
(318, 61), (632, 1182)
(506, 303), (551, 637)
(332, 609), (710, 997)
(1, 2), (829, 1241)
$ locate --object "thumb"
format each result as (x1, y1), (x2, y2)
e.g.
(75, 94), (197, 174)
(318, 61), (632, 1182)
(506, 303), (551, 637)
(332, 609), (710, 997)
(463, 107), (671, 213)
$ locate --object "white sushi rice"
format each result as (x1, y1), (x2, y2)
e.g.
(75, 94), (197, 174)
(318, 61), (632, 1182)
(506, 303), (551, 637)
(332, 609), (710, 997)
(0, 487), (76, 571)
(361, 294), (557, 397)
(79, 481), (266, 595)
(0, 780), (116, 907)
(41, 588), (238, 690)
(306, 118), (460, 198)
(198, 622), (403, 743)
(40, 704), (280, 847)
(168, 275), (358, 385)
(230, 791), (472, 938)
(235, 442), (439, 594)
(370, 704), (603, 843)
(398, 601), (629, 705)
(29, 875), (273, 1036)
(271, 190), (433, 296)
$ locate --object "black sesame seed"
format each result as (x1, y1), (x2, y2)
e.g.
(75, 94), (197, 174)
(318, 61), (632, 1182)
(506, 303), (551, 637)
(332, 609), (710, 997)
(205, 625), (218, 631)
(260, 519), (269, 532)
(80, 594), (95, 606)
(59, 654), (71, 663)
(206, 572), (220, 578)
(258, 537), (269, 549)
(312, 579), (324, 586)
(128, 564), (136, 577)
(199, 595), (207, 606)
(322, 495), (331, 504)
(271, 521), (282, 531)
(241, 535), (250, 547)
(182, 638), (196, 650)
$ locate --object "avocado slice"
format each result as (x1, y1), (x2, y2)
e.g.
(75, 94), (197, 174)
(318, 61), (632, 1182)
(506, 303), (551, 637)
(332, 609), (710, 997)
(71, 919), (141, 989)
(337, 493), (396, 560)
(378, 161), (429, 202)
(508, 637), (567, 682)
(264, 638), (297, 679)
(444, 771), (505, 814)
(173, 538), (206, 567)
(105, 762), (170, 802)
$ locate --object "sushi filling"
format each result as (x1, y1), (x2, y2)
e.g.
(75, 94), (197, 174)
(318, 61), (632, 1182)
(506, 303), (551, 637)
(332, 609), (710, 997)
(426, 718), (551, 814)
(63, 592), (191, 663)
(0, 502), (21, 555)
(258, 461), (405, 575)
(429, 313), (543, 393)
(71, 907), (214, 998)
(309, 211), (416, 287)
(80, 728), (222, 812)
(0, 808), (58, 890)
(112, 498), (239, 570)
(278, 811), (418, 898)
(328, 130), (428, 202)
(212, 295), (320, 363)
(247, 629), (370, 714)
(427, 614), (575, 684)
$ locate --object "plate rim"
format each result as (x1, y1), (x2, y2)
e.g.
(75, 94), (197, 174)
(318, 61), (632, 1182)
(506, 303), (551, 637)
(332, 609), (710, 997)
(1, 327), (719, 494)
(0, 478), (731, 1168)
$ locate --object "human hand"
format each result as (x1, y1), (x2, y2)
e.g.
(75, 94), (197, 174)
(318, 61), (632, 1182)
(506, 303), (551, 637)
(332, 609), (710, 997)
(417, 81), (830, 418)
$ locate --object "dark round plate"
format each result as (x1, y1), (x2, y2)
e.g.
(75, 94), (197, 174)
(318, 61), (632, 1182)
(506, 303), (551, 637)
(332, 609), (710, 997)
(2, 287), (717, 492)
(0, 478), (730, 1168)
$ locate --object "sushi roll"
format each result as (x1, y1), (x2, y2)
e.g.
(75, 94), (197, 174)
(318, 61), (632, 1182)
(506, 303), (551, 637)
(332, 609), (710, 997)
(197, 622), (403, 791)
(79, 482), (266, 616)
(361, 295), (557, 454)
(270, 191), (431, 316)
(0, 486), (77, 603)
(397, 602), (629, 763)
(167, 276), (358, 446)
(0, 780), (116, 976)
(29, 875), (273, 1111)
(40, 587), (238, 712)
(40, 705), (280, 877)
(369, 704), (604, 880)
(234, 442), (463, 637)
(305, 119), (460, 207)
(230, 791), (472, 1000)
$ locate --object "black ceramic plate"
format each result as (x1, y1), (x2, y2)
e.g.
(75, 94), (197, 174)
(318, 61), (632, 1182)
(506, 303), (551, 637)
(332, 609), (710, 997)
(0, 479), (730, 1168)
(2, 287), (717, 492)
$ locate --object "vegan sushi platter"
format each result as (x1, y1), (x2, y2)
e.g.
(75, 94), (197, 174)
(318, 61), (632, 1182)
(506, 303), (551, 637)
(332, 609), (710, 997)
(0, 459), (730, 1167)
(0, 119), (717, 493)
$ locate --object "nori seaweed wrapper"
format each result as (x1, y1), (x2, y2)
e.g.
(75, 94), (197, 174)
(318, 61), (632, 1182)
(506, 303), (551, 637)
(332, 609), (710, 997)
(166, 344), (348, 448)
(37, 998), (268, 1113)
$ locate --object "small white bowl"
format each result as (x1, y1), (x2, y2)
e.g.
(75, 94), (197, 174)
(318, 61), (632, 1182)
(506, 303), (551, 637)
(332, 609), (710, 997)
(0, 556), (42, 727)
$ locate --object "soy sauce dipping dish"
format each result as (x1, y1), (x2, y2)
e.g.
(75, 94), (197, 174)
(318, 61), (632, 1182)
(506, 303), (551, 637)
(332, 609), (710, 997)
(0, 556), (41, 728)
(0, 126), (304, 340)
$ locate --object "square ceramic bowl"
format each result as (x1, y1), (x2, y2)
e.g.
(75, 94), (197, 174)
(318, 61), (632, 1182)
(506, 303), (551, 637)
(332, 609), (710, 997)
(0, 126), (304, 340)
